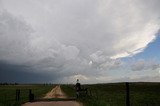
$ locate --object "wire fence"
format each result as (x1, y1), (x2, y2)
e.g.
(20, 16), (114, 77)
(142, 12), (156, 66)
(79, 82), (160, 106)
(0, 89), (37, 106)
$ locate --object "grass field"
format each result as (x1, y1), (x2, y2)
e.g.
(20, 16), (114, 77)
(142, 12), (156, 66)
(0, 83), (159, 106)
(0, 84), (54, 106)
(61, 82), (160, 106)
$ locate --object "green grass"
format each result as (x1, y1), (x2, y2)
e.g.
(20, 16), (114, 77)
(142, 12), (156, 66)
(0, 84), (54, 106)
(1, 83), (159, 106)
(61, 85), (76, 98)
(61, 82), (160, 106)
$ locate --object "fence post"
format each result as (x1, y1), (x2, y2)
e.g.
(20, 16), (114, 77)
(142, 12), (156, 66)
(16, 89), (17, 101)
(18, 89), (20, 101)
(29, 89), (31, 102)
(16, 89), (20, 101)
(126, 82), (130, 106)
(29, 89), (34, 102)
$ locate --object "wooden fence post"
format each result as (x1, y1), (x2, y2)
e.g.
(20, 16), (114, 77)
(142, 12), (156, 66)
(29, 89), (31, 102)
(126, 82), (130, 106)
(16, 89), (20, 101)
(29, 89), (34, 102)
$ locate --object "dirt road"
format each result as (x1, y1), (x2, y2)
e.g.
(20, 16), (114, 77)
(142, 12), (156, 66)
(44, 85), (67, 98)
(23, 101), (82, 106)
(23, 85), (83, 106)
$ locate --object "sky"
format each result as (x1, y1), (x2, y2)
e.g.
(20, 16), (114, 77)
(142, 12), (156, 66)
(0, 0), (160, 84)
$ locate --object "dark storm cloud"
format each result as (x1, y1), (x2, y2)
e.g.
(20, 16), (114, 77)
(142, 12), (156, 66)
(0, 61), (57, 83)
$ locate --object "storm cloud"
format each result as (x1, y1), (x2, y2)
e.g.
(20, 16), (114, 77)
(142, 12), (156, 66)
(0, 0), (160, 83)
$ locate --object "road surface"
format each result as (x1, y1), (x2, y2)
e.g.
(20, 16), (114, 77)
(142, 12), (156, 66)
(23, 85), (83, 106)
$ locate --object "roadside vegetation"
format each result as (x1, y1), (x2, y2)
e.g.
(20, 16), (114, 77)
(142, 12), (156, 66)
(1, 83), (159, 106)
(0, 84), (54, 106)
(61, 82), (160, 106)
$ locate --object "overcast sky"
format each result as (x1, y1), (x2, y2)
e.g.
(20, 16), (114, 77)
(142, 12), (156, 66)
(0, 0), (160, 84)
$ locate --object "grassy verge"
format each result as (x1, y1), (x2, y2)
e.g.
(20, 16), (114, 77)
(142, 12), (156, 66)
(0, 84), (54, 106)
(61, 84), (107, 106)
(61, 85), (76, 98)
(61, 82), (160, 106)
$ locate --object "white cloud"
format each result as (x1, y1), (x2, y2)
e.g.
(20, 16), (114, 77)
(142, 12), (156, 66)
(89, 51), (123, 70)
(0, 0), (160, 83)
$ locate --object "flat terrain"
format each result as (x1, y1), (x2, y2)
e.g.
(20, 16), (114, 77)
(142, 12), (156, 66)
(61, 82), (160, 106)
(0, 82), (160, 106)
(0, 84), (53, 106)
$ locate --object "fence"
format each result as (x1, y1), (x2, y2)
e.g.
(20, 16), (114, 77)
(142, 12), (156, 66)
(0, 89), (35, 106)
(81, 82), (160, 106)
